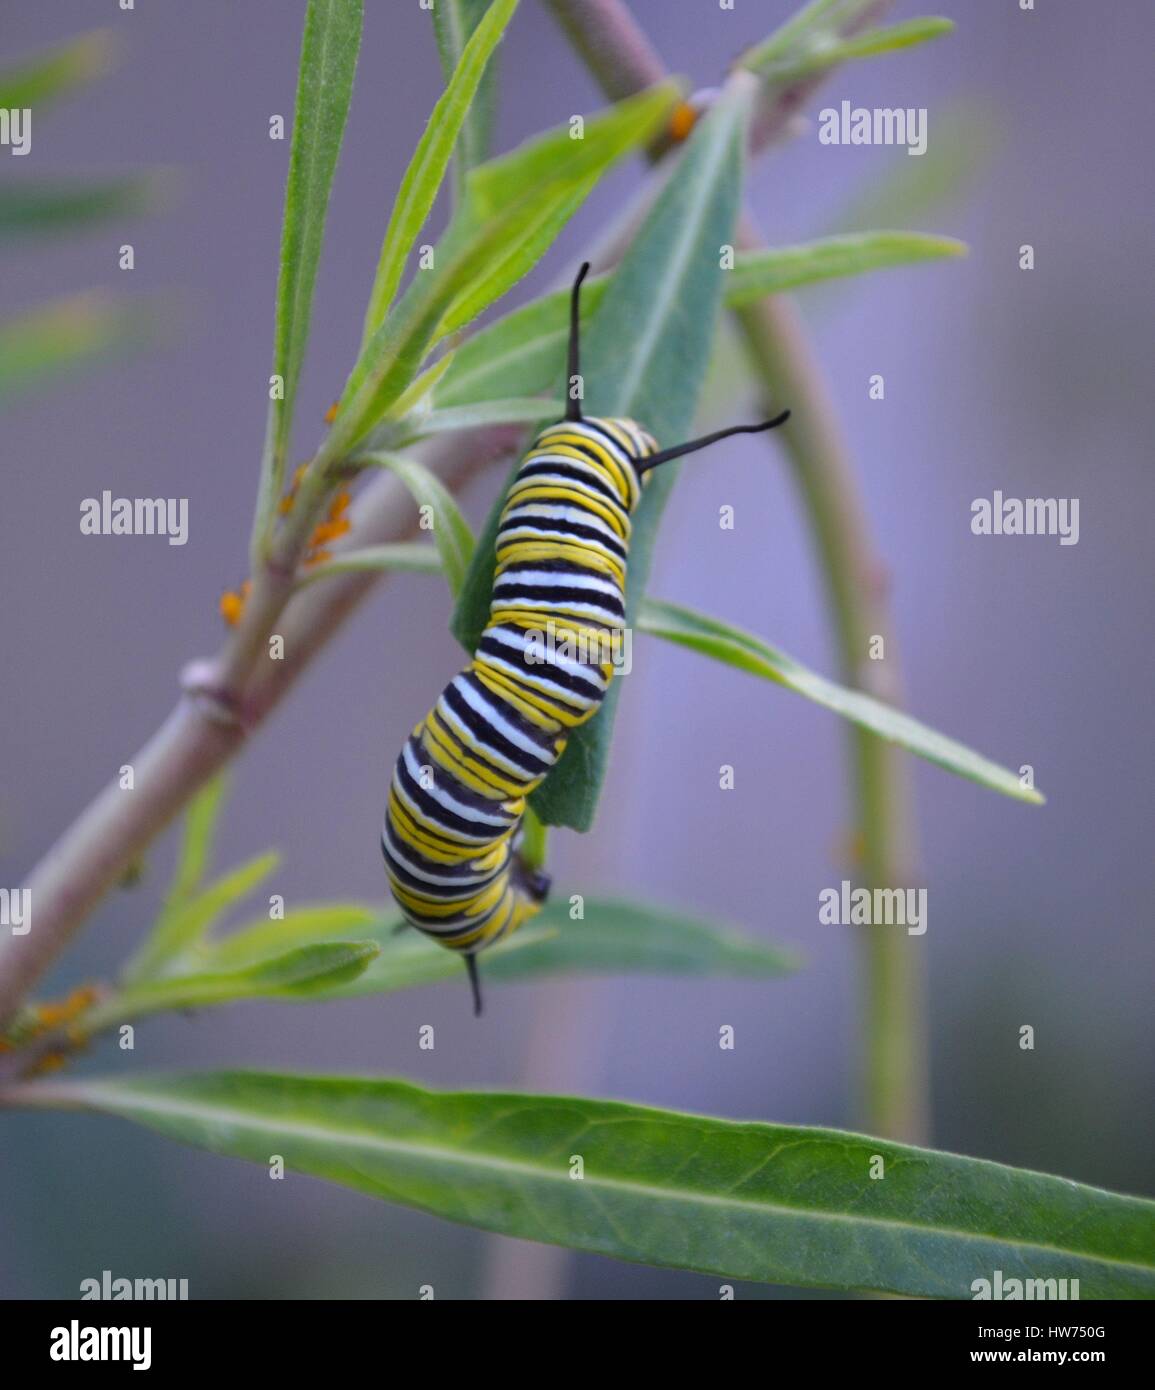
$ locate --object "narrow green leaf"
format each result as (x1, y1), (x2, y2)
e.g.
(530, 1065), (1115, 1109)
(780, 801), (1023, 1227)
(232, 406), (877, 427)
(295, 542), (444, 586)
(207, 896), (790, 997)
(206, 904), (382, 970)
(725, 232), (966, 305)
(361, 0), (518, 342)
(745, 16), (954, 82)
(384, 349), (457, 420)
(255, 0), (363, 556)
(640, 597), (1044, 805)
(433, 278), (610, 408)
(167, 775), (229, 906)
(124, 851), (282, 984)
(434, 235), (965, 408)
(466, 81), (680, 219)
(482, 72), (755, 830)
(94, 945), (379, 1026)
(392, 396), (565, 443)
(487, 897), (798, 980)
(301, 923), (560, 997)
(327, 84), (678, 459)
(56, 1071), (1155, 1297)
(0, 177), (155, 237)
(0, 31), (113, 110)
(351, 452), (475, 597)
(437, 178), (596, 337)
(0, 292), (154, 404)
(431, 0), (504, 200)
(437, 81), (680, 337)
(324, 198), (546, 458)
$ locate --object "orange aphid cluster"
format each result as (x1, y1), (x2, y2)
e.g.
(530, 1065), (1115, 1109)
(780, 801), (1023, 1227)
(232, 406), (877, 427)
(219, 465), (353, 627)
(0, 983), (98, 1069)
(303, 488), (352, 568)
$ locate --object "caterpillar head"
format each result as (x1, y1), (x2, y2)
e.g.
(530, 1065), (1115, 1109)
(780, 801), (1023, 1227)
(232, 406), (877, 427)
(563, 263), (789, 507)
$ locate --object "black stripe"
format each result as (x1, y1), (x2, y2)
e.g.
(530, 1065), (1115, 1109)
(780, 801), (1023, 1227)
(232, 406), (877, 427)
(382, 844), (502, 899)
(491, 580), (625, 620)
(442, 681), (554, 777)
(514, 460), (619, 504)
(497, 514), (627, 561)
(395, 740), (510, 840)
(478, 632), (606, 702)
(582, 418), (644, 469)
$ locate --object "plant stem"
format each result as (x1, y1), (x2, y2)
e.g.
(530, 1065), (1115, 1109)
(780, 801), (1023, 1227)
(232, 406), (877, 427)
(519, 807), (550, 873)
(730, 269), (925, 1143)
(542, 0), (925, 1144)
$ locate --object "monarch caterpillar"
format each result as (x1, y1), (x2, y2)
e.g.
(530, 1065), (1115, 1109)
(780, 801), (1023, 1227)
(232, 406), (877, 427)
(382, 263), (790, 1014)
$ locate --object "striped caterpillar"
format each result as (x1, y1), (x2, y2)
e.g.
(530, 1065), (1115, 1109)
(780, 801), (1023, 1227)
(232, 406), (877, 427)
(382, 263), (790, 1013)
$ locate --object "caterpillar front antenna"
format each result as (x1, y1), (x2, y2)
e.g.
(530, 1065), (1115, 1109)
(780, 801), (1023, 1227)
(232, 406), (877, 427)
(635, 410), (792, 473)
(566, 261), (591, 422)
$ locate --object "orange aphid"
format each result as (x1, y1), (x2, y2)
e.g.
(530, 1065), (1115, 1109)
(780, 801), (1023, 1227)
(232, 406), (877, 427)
(219, 578), (252, 628)
(324, 400), (340, 425)
(669, 102), (698, 142)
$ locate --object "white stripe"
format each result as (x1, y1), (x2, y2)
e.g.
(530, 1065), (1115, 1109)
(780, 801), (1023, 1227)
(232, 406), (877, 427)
(494, 567), (622, 598)
(383, 820), (503, 888)
(484, 625), (610, 687)
(398, 745), (512, 831)
(451, 677), (556, 765)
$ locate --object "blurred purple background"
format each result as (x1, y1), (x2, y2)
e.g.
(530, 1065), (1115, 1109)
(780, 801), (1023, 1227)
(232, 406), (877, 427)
(2, 1), (1152, 1299)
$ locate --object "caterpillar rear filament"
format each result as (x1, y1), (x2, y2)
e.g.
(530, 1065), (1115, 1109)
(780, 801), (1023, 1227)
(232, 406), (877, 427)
(382, 263), (790, 1014)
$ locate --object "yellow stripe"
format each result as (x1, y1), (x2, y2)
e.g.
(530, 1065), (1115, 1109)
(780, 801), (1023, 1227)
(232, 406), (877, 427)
(504, 478), (630, 539)
(537, 428), (632, 502)
(471, 662), (564, 736)
(423, 709), (529, 802)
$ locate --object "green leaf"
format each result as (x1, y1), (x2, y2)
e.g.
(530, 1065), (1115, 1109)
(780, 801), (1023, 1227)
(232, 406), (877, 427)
(295, 542), (444, 586)
(255, 0), (364, 556)
(167, 775), (229, 906)
(437, 80), (681, 336)
(433, 277), (610, 408)
(725, 232), (966, 305)
(487, 897), (798, 980)
(467, 82), (680, 219)
(324, 200), (551, 459)
(91, 945), (379, 1027)
(639, 597), (1044, 805)
(434, 233), (965, 408)
(207, 896), (791, 997)
(436, 179), (595, 338)
(325, 83), (678, 461)
(451, 72), (757, 830)
(431, 0), (505, 199)
(0, 30), (113, 110)
(350, 452), (475, 597)
(0, 177), (155, 237)
(390, 396), (565, 444)
(204, 904), (382, 970)
(56, 1071), (1155, 1297)
(383, 349), (457, 420)
(307, 923), (560, 997)
(124, 851), (281, 984)
(744, 15), (954, 82)
(0, 292), (154, 404)
(361, 0), (518, 342)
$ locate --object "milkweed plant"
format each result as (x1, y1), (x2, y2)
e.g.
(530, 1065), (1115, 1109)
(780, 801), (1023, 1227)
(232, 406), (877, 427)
(1, 0), (1152, 1302)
